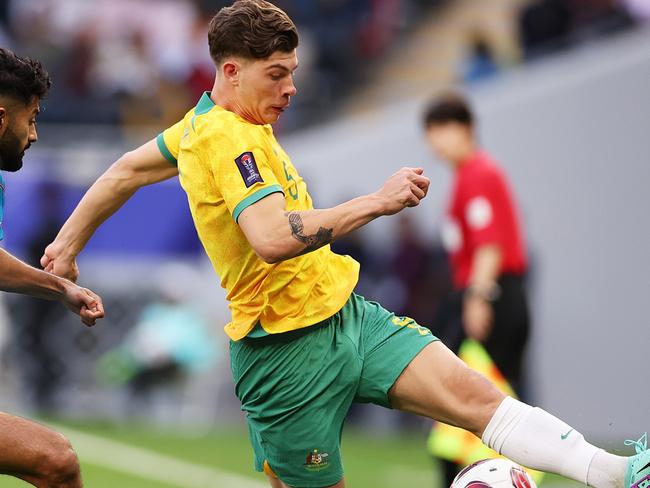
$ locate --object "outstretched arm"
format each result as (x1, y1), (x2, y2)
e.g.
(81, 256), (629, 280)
(41, 139), (178, 281)
(239, 167), (430, 264)
(0, 248), (104, 326)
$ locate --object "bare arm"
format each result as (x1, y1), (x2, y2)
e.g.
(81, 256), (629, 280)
(239, 167), (430, 264)
(468, 244), (502, 294)
(1, 247), (68, 299)
(41, 139), (178, 280)
(0, 248), (104, 326)
(463, 244), (503, 341)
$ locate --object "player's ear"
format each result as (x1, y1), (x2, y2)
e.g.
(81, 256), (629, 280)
(0, 107), (6, 132)
(222, 60), (241, 87)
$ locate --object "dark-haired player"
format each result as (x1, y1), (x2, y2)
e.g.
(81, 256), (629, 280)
(43, 2), (649, 488)
(0, 47), (104, 487)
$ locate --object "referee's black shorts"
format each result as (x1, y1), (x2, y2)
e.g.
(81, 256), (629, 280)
(441, 273), (530, 395)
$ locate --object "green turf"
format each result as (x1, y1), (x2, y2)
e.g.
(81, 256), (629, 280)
(0, 464), (179, 488)
(0, 420), (581, 487)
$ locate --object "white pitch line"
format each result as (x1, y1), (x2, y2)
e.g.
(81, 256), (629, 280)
(51, 424), (267, 488)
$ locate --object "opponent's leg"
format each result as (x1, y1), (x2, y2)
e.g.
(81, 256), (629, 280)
(389, 341), (630, 488)
(266, 473), (289, 488)
(0, 412), (82, 487)
(266, 474), (345, 488)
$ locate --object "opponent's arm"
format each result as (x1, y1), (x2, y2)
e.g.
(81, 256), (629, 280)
(41, 139), (178, 281)
(239, 167), (430, 264)
(0, 248), (104, 326)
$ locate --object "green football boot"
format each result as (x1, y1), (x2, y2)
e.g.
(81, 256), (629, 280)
(625, 434), (650, 488)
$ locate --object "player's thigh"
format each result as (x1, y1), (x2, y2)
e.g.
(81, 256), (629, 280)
(353, 297), (437, 408)
(388, 341), (505, 437)
(0, 412), (73, 473)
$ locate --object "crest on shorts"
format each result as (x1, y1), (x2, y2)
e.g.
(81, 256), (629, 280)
(235, 151), (264, 188)
(304, 449), (330, 472)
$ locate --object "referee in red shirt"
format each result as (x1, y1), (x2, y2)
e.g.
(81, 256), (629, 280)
(424, 93), (530, 395)
(424, 92), (531, 484)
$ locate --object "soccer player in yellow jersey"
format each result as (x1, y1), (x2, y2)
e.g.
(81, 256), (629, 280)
(42, 2), (650, 488)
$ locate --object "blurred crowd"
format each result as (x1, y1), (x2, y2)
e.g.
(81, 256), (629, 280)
(0, 0), (650, 133)
(0, 0), (438, 132)
(0, 0), (643, 133)
(519, 0), (640, 57)
(461, 0), (641, 85)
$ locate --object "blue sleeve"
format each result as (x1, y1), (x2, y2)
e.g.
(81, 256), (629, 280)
(0, 175), (5, 241)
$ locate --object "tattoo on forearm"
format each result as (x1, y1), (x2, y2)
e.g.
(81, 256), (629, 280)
(285, 212), (333, 254)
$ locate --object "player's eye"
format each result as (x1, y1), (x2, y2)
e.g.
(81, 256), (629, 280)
(270, 72), (284, 81)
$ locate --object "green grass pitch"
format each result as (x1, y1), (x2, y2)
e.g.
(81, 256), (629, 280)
(0, 420), (580, 487)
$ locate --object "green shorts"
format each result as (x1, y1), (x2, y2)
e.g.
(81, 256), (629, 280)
(229, 293), (438, 488)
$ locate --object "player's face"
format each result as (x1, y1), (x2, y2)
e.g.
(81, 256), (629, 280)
(0, 97), (40, 172)
(238, 50), (298, 125)
(425, 123), (472, 167)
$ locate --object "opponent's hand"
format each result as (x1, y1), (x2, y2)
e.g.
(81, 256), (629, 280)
(60, 281), (105, 327)
(41, 242), (79, 282)
(374, 167), (430, 216)
(462, 295), (493, 342)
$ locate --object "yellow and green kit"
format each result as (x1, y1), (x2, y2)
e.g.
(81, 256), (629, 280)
(158, 92), (437, 487)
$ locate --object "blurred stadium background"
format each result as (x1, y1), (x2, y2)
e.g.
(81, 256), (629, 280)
(0, 0), (649, 486)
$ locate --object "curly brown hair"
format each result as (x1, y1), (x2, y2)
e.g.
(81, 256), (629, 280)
(208, 0), (299, 65)
(0, 48), (51, 105)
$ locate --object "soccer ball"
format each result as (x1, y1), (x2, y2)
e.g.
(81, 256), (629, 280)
(451, 458), (537, 488)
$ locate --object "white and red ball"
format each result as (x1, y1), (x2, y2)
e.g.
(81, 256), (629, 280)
(451, 458), (537, 488)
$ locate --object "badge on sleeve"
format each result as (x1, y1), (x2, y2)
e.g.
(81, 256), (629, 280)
(466, 196), (493, 230)
(235, 151), (264, 188)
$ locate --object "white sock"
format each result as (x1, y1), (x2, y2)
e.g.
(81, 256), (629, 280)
(482, 397), (627, 488)
(587, 450), (628, 488)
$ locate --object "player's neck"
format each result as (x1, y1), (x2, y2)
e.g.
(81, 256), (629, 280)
(453, 142), (479, 169)
(210, 88), (234, 115)
(210, 89), (261, 125)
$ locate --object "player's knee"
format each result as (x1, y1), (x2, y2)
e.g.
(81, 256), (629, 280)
(38, 433), (82, 486)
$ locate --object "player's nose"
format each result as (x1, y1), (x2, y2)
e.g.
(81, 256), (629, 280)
(285, 78), (297, 98)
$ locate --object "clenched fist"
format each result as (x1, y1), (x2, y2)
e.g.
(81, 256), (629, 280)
(374, 167), (431, 216)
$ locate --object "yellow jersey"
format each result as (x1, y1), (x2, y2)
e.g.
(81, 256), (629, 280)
(157, 92), (359, 340)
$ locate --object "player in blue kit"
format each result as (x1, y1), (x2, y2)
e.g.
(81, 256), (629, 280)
(0, 47), (104, 487)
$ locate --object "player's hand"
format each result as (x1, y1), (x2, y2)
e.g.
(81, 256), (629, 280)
(374, 167), (430, 216)
(41, 242), (79, 282)
(462, 295), (493, 342)
(60, 281), (105, 327)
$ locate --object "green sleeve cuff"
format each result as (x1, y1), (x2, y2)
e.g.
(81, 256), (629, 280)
(233, 185), (284, 222)
(156, 133), (177, 166)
